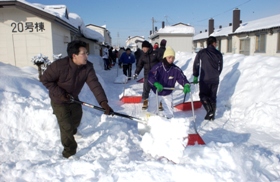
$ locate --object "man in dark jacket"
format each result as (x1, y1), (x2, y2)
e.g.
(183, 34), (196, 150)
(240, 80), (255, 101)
(192, 36), (223, 121)
(41, 40), (114, 159)
(133, 40), (161, 110)
(148, 46), (190, 118)
(157, 39), (167, 61)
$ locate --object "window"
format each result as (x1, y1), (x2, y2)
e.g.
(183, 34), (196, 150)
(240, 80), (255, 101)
(227, 37), (232, 52)
(255, 34), (266, 53)
(277, 32), (280, 53)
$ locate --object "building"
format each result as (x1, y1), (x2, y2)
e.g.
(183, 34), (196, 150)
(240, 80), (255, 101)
(126, 36), (145, 52)
(86, 24), (112, 46)
(149, 22), (195, 52)
(0, 0), (104, 67)
(193, 9), (280, 57)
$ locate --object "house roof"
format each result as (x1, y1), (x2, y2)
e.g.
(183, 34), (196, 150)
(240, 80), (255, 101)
(150, 23), (195, 39)
(193, 13), (280, 41)
(0, 0), (104, 42)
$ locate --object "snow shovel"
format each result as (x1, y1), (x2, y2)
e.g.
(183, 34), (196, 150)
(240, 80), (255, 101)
(186, 89), (205, 145)
(174, 84), (202, 111)
(71, 98), (149, 126)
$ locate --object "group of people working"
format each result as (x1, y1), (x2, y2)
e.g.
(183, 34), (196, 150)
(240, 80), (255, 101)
(40, 36), (223, 159)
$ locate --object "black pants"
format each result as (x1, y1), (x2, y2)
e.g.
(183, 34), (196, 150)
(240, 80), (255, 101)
(142, 75), (151, 100)
(51, 101), (82, 158)
(199, 81), (219, 103)
(123, 64), (132, 77)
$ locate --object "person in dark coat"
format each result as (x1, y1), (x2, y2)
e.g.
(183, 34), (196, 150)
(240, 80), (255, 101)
(192, 36), (223, 121)
(119, 48), (136, 78)
(157, 39), (167, 61)
(148, 46), (190, 118)
(134, 46), (142, 66)
(40, 40), (114, 159)
(133, 40), (161, 110)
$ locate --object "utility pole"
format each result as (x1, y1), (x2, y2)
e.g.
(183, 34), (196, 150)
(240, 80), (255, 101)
(152, 17), (158, 34)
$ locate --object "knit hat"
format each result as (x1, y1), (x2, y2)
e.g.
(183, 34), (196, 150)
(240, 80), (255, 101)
(142, 40), (150, 48)
(160, 39), (167, 46)
(163, 46), (175, 58)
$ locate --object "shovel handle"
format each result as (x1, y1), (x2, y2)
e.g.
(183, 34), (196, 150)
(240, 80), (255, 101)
(71, 99), (147, 125)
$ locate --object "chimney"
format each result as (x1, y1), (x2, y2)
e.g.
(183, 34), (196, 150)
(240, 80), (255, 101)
(208, 18), (214, 36)
(162, 21), (165, 28)
(155, 26), (158, 31)
(232, 8), (240, 32)
(219, 25), (222, 29)
(229, 23), (232, 26)
(200, 31), (202, 33)
(205, 29), (207, 32)
(150, 30), (152, 35)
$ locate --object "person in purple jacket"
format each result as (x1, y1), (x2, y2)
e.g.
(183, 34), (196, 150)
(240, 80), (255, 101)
(148, 46), (190, 118)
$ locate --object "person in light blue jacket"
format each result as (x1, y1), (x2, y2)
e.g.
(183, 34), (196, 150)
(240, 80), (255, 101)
(119, 48), (135, 79)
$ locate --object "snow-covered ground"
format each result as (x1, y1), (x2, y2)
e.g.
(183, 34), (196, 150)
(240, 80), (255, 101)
(0, 52), (280, 182)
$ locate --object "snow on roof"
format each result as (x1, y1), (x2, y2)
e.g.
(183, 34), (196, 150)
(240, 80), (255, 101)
(14, 0), (104, 42)
(158, 25), (195, 34)
(193, 13), (280, 41)
(234, 14), (280, 33)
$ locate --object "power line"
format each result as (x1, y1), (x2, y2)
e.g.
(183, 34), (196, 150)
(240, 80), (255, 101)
(197, 0), (251, 22)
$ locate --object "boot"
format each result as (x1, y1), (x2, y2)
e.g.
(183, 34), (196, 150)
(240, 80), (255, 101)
(202, 100), (213, 120)
(209, 102), (216, 121)
(159, 102), (163, 111)
(142, 99), (148, 110)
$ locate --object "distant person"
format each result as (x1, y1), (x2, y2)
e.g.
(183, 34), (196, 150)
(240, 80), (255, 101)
(118, 47), (125, 68)
(134, 46), (142, 66)
(40, 40), (114, 159)
(157, 39), (167, 61)
(102, 45), (110, 70)
(148, 46), (190, 118)
(153, 42), (159, 50)
(119, 48), (136, 79)
(133, 40), (161, 110)
(192, 36), (223, 121)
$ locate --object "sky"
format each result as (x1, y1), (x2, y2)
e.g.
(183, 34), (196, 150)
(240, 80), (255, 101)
(0, 51), (280, 181)
(25, 0), (280, 46)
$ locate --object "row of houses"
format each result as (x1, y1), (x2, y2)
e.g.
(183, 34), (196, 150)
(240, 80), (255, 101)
(1, 0), (279, 69)
(127, 8), (280, 57)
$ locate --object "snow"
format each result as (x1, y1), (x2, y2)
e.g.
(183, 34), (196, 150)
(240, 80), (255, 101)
(157, 25), (195, 34)
(0, 52), (280, 181)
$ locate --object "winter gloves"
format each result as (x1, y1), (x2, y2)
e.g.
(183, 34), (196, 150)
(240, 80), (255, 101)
(133, 74), (138, 80)
(101, 101), (114, 115)
(61, 93), (73, 102)
(183, 84), (191, 94)
(193, 76), (198, 84)
(154, 82), (163, 92)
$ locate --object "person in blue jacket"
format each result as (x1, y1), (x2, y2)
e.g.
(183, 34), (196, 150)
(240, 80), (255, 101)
(148, 46), (190, 118)
(192, 36), (223, 121)
(119, 48), (135, 79)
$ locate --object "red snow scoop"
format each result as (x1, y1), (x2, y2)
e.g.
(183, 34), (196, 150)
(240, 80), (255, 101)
(174, 84), (202, 111)
(137, 77), (144, 83)
(120, 88), (142, 103)
(186, 89), (205, 145)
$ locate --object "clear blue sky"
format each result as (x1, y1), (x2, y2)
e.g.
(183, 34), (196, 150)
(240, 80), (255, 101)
(26, 0), (280, 47)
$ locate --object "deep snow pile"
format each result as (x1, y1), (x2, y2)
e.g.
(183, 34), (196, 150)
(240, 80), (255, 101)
(0, 52), (279, 181)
